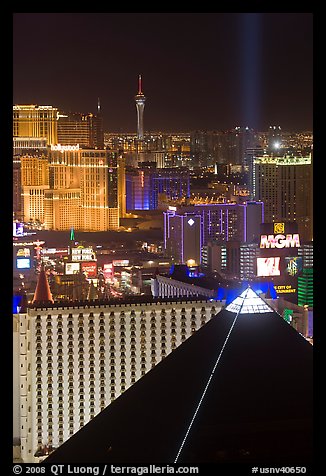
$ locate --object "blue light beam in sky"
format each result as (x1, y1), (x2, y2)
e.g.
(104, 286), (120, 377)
(240, 13), (262, 129)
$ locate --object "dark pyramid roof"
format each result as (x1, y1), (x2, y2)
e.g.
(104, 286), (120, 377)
(45, 288), (313, 465)
(32, 264), (54, 304)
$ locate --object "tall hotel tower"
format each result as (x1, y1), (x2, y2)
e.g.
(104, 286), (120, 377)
(135, 75), (146, 140)
(13, 105), (58, 146)
(253, 154), (313, 242)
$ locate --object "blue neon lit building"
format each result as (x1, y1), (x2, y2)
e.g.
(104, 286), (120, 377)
(126, 167), (190, 210)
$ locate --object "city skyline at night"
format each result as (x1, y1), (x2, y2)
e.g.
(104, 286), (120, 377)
(13, 13), (313, 132)
(10, 11), (314, 470)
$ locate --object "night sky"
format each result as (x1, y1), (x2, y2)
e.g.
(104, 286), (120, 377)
(13, 12), (313, 132)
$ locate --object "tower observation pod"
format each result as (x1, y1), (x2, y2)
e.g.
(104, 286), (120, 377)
(135, 74), (146, 140)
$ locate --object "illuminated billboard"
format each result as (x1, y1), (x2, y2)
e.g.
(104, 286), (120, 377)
(65, 262), (80, 275)
(260, 233), (300, 249)
(257, 257), (281, 277)
(103, 263), (114, 281)
(275, 284), (297, 295)
(81, 262), (97, 278)
(285, 256), (303, 277)
(16, 258), (31, 269)
(13, 222), (24, 237)
(71, 247), (96, 262)
(16, 248), (31, 257)
(51, 144), (80, 152)
(112, 259), (129, 267)
(41, 248), (69, 257)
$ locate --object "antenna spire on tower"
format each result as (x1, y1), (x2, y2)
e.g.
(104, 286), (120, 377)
(138, 74), (142, 95)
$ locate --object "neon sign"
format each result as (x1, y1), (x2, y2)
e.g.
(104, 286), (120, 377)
(51, 144), (80, 152)
(112, 259), (129, 267)
(275, 285), (296, 294)
(274, 222), (285, 234)
(71, 247), (95, 261)
(260, 234), (300, 249)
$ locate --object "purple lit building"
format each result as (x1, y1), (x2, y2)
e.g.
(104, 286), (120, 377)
(126, 166), (190, 210)
(164, 201), (264, 266)
(126, 168), (152, 210)
(194, 201), (264, 245)
(164, 211), (202, 265)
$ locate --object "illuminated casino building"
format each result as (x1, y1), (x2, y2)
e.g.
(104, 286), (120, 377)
(126, 166), (190, 210)
(13, 156), (22, 220)
(197, 221), (312, 310)
(20, 156), (50, 224)
(57, 109), (104, 149)
(297, 242), (313, 308)
(253, 154), (313, 242)
(13, 105), (58, 146)
(257, 222), (306, 304)
(13, 104), (105, 149)
(200, 220), (313, 308)
(13, 137), (48, 157)
(13, 110), (52, 220)
(126, 168), (151, 210)
(13, 292), (222, 462)
(42, 147), (120, 231)
(164, 201), (264, 265)
(164, 212), (202, 265)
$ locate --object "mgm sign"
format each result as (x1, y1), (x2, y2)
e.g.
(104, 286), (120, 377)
(260, 223), (300, 249)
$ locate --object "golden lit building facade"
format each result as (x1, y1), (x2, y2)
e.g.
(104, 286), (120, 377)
(13, 157), (22, 220)
(57, 112), (104, 149)
(45, 148), (82, 230)
(79, 149), (119, 230)
(20, 156), (50, 223)
(57, 113), (89, 146)
(21, 156), (49, 187)
(13, 105), (58, 146)
(20, 147), (120, 231)
(14, 297), (222, 462)
(44, 147), (119, 231)
(44, 189), (82, 231)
